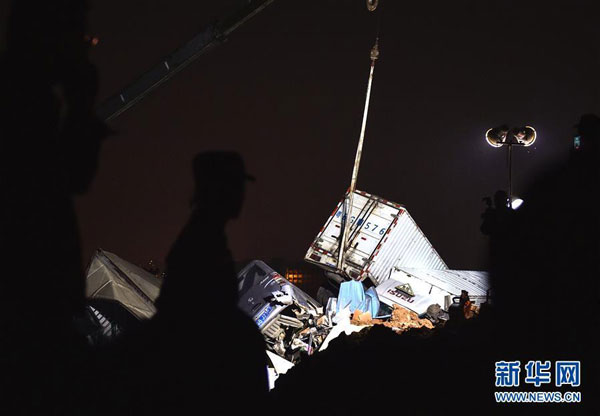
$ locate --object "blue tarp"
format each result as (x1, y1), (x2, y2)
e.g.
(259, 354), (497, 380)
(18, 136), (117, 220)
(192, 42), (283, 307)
(337, 281), (381, 317)
(365, 287), (380, 318)
(337, 281), (365, 313)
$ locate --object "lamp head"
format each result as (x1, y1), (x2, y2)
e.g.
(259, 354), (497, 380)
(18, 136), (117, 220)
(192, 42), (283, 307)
(510, 197), (524, 210)
(513, 126), (537, 147)
(485, 125), (509, 147)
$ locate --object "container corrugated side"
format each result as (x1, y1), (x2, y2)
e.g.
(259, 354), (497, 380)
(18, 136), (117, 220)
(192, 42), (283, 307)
(305, 190), (447, 285)
(365, 209), (448, 285)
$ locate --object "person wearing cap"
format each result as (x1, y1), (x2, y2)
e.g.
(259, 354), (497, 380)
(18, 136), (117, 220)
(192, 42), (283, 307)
(156, 151), (255, 314)
(147, 151), (267, 412)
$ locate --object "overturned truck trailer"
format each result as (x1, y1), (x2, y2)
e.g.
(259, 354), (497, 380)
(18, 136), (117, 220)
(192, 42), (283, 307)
(305, 190), (491, 315)
(305, 189), (448, 285)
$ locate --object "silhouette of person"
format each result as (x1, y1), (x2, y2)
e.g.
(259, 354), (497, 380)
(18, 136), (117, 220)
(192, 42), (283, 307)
(0, 1), (108, 413)
(480, 190), (515, 292)
(130, 151), (268, 414)
(156, 151), (255, 315)
(480, 189), (512, 236)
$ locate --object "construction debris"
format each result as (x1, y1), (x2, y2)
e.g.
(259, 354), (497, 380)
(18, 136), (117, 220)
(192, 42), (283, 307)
(81, 246), (489, 390)
(234, 259), (475, 389)
(382, 305), (434, 332)
(318, 307), (370, 352)
(349, 305), (433, 331)
(424, 303), (449, 324)
(237, 260), (328, 365)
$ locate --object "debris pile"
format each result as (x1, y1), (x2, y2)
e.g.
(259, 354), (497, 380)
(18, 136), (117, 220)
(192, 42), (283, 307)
(349, 306), (433, 331)
(350, 310), (381, 326)
(82, 247), (490, 391)
(262, 298), (329, 362)
(82, 190), (492, 390)
(236, 260), (328, 364)
(382, 305), (434, 331)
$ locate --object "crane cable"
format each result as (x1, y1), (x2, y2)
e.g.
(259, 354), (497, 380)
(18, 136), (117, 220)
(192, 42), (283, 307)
(337, 1), (385, 273)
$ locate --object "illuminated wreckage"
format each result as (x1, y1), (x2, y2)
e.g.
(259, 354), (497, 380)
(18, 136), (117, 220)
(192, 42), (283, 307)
(81, 191), (491, 389)
(73, 0), (493, 391)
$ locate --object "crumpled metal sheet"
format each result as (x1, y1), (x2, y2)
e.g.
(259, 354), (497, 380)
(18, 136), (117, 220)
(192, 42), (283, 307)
(237, 260), (327, 364)
(86, 249), (163, 320)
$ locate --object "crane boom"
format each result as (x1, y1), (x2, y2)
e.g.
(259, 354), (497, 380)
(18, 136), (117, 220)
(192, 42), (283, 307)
(337, 40), (379, 274)
(96, 0), (276, 122)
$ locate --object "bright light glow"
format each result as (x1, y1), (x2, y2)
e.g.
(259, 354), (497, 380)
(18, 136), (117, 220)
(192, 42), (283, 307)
(511, 198), (524, 210)
(367, 0), (378, 11)
(517, 126), (537, 147)
(485, 128), (506, 147)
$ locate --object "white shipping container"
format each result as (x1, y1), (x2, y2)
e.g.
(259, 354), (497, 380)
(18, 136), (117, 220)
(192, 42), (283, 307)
(305, 190), (448, 285)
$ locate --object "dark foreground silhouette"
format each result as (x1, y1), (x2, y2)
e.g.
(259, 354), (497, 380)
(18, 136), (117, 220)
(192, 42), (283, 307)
(0, 1), (108, 414)
(98, 152), (268, 415)
(0, 0), (596, 413)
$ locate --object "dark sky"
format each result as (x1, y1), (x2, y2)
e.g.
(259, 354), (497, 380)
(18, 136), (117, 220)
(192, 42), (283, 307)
(32, 0), (598, 270)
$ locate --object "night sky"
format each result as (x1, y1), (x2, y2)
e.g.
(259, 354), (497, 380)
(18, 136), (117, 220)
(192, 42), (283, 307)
(10, 0), (595, 271)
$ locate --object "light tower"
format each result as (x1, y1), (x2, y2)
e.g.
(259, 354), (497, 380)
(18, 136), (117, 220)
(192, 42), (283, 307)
(485, 125), (537, 208)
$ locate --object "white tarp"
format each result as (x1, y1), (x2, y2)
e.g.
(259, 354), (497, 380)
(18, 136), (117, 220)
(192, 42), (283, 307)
(85, 249), (163, 320)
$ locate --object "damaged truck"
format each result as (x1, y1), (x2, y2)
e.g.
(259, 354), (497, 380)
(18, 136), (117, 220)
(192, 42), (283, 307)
(236, 260), (327, 364)
(305, 189), (492, 317)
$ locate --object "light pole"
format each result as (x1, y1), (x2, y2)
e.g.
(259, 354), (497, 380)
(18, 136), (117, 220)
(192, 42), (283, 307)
(485, 125), (537, 208)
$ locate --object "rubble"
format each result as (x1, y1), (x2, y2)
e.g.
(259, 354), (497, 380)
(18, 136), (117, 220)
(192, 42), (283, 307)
(424, 303), (449, 324)
(349, 305), (433, 331)
(236, 261), (443, 387)
(318, 307), (370, 352)
(237, 260), (328, 365)
(382, 305), (434, 332)
(81, 250), (486, 392)
(350, 310), (382, 326)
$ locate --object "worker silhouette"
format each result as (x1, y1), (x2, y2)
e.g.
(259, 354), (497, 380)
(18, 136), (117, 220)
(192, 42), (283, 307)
(0, 0), (109, 413)
(156, 151), (255, 314)
(480, 190), (512, 236)
(480, 189), (515, 284)
(141, 151), (268, 414)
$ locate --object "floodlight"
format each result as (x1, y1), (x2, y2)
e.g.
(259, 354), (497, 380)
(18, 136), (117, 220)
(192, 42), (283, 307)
(513, 126), (537, 147)
(510, 197), (524, 210)
(485, 124), (537, 213)
(367, 0), (378, 11)
(485, 125), (509, 147)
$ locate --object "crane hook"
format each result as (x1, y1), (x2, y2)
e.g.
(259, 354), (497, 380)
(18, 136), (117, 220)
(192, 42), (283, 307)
(366, 0), (378, 11)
